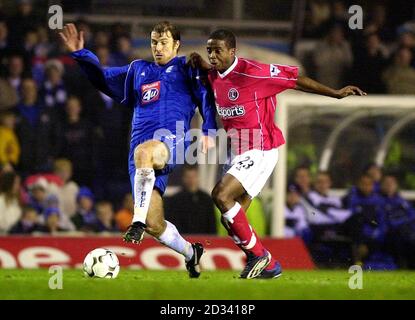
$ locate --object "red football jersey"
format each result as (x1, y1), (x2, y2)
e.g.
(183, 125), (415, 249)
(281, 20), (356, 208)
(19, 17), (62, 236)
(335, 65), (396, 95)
(208, 57), (298, 154)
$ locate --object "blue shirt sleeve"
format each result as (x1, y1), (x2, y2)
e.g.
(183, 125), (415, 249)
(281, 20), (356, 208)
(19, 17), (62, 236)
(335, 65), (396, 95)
(187, 66), (218, 136)
(70, 48), (136, 105)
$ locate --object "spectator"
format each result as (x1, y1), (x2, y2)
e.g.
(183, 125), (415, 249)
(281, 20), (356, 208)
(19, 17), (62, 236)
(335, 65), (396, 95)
(0, 77), (18, 111)
(343, 174), (390, 268)
(53, 158), (79, 218)
(6, 0), (42, 47)
(284, 184), (310, 241)
(60, 96), (95, 186)
(27, 178), (48, 215)
(293, 166), (312, 195)
(315, 1), (349, 37)
(352, 33), (388, 93)
(393, 29), (415, 68)
(71, 186), (96, 230)
(115, 193), (133, 232)
(304, 0), (331, 38)
(15, 78), (62, 175)
(363, 3), (394, 42)
(364, 163), (383, 192)
(5, 54), (27, 94)
(9, 205), (41, 234)
(93, 31), (110, 50)
(45, 193), (75, 231)
(111, 34), (133, 66)
(21, 28), (38, 62)
(0, 111), (20, 167)
(95, 45), (111, 67)
(34, 26), (52, 60)
(0, 19), (10, 66)
(87, 201), (118, 233)
(380, 175), (415, 268)
(305, 172), (352, 227)
(164, 165), (216, 234)
(31, 27), (53, 86)
(301, 172), (352, 266)
(40, 59), (67, 111)
(0, 171), (22, 234)
(313, 23), (353, 88)
(382, 47), (415, 94)
(331, 0), (348, 27)
(39, 207), (67, 234)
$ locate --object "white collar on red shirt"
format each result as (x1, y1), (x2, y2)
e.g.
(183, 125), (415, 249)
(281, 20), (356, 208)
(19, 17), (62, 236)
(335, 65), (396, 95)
(218, 56), (238, 79)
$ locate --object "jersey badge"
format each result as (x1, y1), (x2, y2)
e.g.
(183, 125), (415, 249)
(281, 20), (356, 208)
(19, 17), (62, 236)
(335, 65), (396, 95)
(228, 88), (239, 101)
(141, 81), (160, 104)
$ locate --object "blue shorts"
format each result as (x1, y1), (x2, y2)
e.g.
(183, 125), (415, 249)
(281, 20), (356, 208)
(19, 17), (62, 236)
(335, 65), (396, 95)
(128, 135), (187, 196)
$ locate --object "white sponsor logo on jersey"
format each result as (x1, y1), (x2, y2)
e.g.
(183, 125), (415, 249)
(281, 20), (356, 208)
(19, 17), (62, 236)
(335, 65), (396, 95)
(217, 105), (246, 119)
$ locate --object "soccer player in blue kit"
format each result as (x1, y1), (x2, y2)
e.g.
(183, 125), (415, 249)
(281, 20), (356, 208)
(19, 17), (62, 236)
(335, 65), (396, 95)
(59, 21), (217, 278)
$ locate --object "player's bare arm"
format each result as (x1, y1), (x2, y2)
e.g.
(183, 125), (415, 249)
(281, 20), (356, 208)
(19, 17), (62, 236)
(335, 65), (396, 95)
(295, 75), (367, 99)
(59, 23), (84, 52)
(188, 52), (212, 71)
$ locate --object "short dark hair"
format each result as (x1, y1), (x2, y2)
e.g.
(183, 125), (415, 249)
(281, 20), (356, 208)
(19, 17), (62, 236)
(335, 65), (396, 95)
(209, 29), (236, 49)
(152, 21), (180, 41)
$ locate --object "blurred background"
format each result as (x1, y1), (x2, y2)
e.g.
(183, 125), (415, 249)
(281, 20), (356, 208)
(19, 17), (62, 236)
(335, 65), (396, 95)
(1, 0), (415, 270)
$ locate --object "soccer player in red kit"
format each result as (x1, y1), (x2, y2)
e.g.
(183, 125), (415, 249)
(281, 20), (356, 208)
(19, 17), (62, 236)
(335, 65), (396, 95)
(190, 29), (366, 279)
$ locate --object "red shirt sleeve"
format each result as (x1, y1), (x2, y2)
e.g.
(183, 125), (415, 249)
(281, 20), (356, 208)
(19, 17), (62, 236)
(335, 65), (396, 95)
(241, 60), (298, 98)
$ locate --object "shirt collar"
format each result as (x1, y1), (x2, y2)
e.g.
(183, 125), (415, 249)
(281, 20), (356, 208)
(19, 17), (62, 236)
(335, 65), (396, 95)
(218, 56), (238, 79)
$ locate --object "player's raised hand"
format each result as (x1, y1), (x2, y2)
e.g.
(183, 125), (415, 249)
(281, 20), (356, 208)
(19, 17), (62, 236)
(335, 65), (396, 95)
(336, 85), (367, 98)
(188, 52), (212, 71)
(200, 135), (215, 154)
(59, 23), (84, 53)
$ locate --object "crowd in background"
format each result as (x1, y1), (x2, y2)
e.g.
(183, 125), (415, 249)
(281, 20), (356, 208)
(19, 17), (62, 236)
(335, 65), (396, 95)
(285, 165), (415, 269)
(0, 1), (415, 270)
(301, 0), (415, 94)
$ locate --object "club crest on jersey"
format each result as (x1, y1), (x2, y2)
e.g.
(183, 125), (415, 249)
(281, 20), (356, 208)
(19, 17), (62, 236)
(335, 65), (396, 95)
(228, 88), (239, 101)
(141, 81), (160, 104)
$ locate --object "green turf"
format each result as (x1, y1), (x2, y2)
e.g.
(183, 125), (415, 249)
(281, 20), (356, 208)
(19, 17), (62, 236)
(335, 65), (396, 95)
(0, 269), (414, 300)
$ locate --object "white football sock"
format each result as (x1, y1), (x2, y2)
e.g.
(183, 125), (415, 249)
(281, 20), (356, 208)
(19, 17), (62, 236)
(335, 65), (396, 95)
(157, 221), (194, 261)
(132, 168), (155, 224)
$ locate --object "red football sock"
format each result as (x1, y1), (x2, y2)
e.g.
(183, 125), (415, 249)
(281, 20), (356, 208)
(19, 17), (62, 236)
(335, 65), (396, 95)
(223, 202), (266, 257)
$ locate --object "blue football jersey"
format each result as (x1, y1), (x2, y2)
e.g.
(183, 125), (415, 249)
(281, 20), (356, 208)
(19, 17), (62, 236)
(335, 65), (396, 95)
(71, 49), (217, 150)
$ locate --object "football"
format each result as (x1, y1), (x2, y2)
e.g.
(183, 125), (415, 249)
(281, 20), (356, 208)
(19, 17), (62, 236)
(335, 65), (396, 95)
(83, 248), (120, 279)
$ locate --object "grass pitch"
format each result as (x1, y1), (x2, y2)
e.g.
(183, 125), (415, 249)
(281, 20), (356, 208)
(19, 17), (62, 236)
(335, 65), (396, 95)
(0, 269), (414, 300)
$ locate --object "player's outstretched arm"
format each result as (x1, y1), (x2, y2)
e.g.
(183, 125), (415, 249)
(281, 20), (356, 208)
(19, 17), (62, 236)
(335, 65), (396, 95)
(295, 75), (367, 99)
(187, 52), (212, 71)
(59, 23), (84, 52)
(59, 23), (133, 104)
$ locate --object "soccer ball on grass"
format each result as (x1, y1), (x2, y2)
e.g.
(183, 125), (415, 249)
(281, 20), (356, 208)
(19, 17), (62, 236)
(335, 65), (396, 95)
(83, 248), (120, 278)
